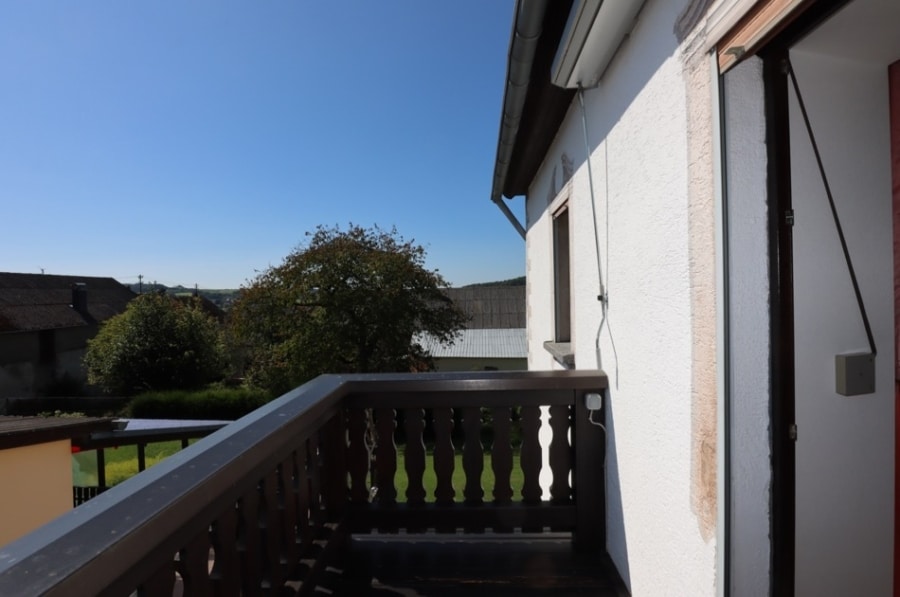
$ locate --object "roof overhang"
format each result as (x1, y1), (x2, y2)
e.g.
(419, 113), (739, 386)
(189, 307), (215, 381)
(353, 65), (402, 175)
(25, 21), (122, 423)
(491, 0), (576, 208)
(490, 0), (646, 233)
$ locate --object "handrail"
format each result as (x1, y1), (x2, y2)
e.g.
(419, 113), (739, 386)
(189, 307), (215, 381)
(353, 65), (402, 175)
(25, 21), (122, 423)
(0, 370), (608, 595)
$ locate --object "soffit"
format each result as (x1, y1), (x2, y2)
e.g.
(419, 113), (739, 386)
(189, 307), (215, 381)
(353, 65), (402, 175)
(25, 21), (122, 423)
(499, 2), (576, 200)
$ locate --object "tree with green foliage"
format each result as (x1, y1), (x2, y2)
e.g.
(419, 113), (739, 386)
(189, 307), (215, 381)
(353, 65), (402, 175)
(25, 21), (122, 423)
(84, 293), (227, 395)
(229, 224), (466, 394)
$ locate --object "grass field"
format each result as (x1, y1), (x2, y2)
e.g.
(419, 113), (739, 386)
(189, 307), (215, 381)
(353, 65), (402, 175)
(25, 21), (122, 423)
(73, 441), (191, 486)
(393, 452), (524, 502)
(76, 444), (526, 500)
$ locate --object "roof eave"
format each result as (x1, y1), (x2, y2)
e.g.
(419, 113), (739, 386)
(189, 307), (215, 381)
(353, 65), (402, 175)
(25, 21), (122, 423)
(491, 0), (577, 205)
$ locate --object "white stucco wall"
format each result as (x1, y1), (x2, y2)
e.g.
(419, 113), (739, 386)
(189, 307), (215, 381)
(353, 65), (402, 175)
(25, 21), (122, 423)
(722, 56), (772, 597)
(524, 1), (717, 594)
(789, 48), (895, 597)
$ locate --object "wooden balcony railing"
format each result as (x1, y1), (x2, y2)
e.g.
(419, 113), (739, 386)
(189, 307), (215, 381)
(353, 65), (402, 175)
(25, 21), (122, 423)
(0, 370), (607, 596)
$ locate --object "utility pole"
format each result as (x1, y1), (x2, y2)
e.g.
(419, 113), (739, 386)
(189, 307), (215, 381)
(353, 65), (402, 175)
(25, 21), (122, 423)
(138, 274), (143, 294)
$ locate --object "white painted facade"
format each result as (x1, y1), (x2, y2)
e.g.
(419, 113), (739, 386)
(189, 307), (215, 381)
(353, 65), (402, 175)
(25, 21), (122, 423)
(524, 1), (717, 593)
(502, 0), (900, 594)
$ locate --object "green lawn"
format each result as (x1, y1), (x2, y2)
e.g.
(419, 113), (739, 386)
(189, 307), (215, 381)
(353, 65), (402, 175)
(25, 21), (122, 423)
(392, 452), (524, 502)
(74, 444), (526, 500)
(72, 441), (190, 487)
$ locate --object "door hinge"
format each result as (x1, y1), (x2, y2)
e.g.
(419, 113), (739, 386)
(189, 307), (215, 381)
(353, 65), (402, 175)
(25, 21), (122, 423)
(788, 424), (797, 441)
(785, 210), (794, 226)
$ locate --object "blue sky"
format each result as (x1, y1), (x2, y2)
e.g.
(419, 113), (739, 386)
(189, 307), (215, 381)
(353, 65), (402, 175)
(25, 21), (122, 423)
(1, 1), (524, 289)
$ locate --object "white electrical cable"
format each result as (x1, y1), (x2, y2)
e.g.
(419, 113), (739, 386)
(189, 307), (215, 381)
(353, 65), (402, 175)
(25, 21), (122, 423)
(578, 86), (619, 383)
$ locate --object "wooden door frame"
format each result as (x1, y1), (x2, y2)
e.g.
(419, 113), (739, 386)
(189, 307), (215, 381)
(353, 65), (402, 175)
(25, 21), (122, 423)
(890, 58), (900, 597)
(757, 2), (851, 595)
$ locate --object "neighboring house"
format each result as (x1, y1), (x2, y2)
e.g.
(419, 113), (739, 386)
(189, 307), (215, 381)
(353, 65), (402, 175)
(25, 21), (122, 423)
(419, 287), (527, 371)
(490, 1), (897, 595)
(0, 273), (136, 398)
(0, 416), (113, 546)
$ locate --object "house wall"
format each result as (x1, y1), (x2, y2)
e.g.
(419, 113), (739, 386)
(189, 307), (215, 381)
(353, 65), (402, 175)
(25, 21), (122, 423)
(788, 47), (895, 596)
(524, 0), (717, 593)
(0, 440), (73, 546)
(722, 55), (772, 597)
(0, 326), (95, 397)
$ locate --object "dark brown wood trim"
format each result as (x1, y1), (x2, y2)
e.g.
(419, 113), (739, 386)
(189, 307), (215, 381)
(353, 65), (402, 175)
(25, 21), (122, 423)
(718, 0), (818, 72)
(890, 58), (900, 597)
(348, 503), (577, 533)
(756, 3), (852, 594)
(762, 47), (796, 597)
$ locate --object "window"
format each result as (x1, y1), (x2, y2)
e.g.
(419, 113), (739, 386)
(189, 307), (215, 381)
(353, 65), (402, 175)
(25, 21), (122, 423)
(553, 205), (571, 343)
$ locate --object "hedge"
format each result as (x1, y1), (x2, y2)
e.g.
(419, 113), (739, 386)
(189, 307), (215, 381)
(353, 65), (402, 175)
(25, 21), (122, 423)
(126, 387), (272, 421)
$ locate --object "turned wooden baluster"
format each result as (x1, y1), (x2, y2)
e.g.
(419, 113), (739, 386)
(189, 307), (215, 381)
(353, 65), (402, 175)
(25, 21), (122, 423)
(307, 434), (324, 531)
(374, 408), (397, 505)
(432, 407), (455, 532)
(374, 407), (397, 532)
(403, 408), (427, 532)
(295, 443), (314, 557)
(403, 408), (427, 505)
(549, 403), (573, 532)
(176, 531), (212, 597)
(258, 468), (284, 592)
(548, 404), (572, 504)
(137, 559), (176, 597)
(461, 407), (485, 503)
(236, 489), (262, 595)
(209, 506), (240, 596)
(491, 406), (514, 532)
(320, 414), (347, 519)
(462, 406), (485, 533)
(346, 408), (370, 504)
(519, 405), (542, 532)
(279, 453), (300, 577)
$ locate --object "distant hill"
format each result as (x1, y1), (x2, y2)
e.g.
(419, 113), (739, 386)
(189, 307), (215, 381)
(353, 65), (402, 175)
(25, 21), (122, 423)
(463, 276), (525, 288)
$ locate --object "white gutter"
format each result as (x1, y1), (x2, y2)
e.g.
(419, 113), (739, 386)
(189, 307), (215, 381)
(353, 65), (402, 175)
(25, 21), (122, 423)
(490, 0), (548, 239)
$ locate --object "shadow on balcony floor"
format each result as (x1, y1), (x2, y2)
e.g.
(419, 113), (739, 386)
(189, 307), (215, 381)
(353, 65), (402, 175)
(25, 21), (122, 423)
(326, 534), (629, 596)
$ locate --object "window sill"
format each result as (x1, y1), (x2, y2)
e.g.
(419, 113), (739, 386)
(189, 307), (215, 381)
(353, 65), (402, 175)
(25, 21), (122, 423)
(543, 341), (575, 369)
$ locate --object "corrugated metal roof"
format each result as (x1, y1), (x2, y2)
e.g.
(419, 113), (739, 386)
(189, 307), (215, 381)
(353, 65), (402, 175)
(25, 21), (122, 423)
(418, 328), (527, 359)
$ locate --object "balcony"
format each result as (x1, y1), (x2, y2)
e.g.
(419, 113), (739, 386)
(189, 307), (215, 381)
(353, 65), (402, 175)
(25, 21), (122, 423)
(0, 370), (623, 595)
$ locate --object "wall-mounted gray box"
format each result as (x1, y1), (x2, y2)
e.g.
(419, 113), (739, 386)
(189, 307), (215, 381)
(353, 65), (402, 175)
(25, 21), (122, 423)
(835, 352), (875, 396)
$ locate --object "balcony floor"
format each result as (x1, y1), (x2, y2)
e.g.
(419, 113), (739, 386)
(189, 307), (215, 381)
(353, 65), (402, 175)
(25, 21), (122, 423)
(326, 534), (629, 596)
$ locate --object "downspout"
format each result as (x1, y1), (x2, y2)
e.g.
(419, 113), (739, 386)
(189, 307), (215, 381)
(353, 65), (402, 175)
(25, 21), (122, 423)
(490, 0), (548, 240)
(493, 196), (527, 239)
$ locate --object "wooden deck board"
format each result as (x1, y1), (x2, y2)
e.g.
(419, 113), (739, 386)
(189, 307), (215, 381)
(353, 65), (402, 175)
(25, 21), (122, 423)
(327, 534), (628, 596)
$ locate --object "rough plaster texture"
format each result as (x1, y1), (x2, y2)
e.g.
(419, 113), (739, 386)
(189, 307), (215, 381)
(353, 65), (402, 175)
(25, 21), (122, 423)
(789, 48), (894, 597)
(722, 56), (772, 597)
(0, 440), (73, 546)
(683, 37), (718, 544)
(523, 0), (717, 593)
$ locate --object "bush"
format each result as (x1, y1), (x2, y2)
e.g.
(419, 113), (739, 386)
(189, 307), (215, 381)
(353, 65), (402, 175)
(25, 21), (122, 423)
(126, 387), (272, 420)
(85, 294), (227, 395)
